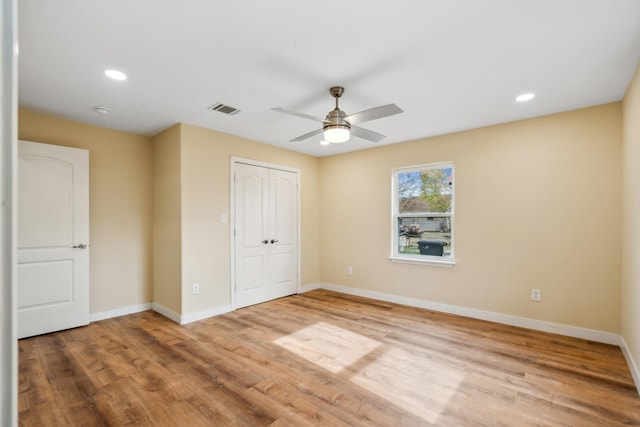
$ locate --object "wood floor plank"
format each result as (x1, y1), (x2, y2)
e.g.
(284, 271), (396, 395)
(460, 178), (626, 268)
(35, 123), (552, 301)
(18, 290), (640, 426)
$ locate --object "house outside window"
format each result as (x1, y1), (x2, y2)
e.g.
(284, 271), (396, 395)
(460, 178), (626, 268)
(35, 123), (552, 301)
(391, 162), (455, 266)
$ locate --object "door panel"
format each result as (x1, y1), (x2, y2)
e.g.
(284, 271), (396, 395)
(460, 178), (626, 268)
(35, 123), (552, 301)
(18, 140), (89, 339)
(242, 172), (267, 248)
(17, 260), (74, 308)
(18, 157), (73, 248)
(234, 162), (298, 308)
(269, 169), (297, 300)
(235, 163), (269, 308)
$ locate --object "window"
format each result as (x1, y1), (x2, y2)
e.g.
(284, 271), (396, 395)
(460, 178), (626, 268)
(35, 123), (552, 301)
(391, 162), (454, 266)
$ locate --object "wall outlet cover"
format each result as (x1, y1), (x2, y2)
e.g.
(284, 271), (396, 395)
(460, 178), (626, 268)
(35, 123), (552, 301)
(531, 289), (541, 301)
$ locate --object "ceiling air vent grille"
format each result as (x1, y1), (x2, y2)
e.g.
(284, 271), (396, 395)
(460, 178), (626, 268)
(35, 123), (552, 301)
(208, 103), (240, 115)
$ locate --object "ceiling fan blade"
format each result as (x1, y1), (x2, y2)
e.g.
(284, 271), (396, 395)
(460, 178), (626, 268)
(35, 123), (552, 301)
(350, 125), (386, 143)
(345, 103), (403, 125)
(272, 107), (328, 123)
(290, 128), (324, 142)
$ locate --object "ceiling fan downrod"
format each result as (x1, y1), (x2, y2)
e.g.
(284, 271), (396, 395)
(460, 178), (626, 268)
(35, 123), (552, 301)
(329, 86), (345, 109)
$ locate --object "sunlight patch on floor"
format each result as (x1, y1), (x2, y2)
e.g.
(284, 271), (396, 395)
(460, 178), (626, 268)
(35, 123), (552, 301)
(273, 321), (381, 373)
(275, 322), (465, 423)
(351, 347), (465, 423)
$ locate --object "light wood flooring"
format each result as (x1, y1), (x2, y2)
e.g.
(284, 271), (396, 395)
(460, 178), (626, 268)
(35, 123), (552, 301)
(19, 290), (640, 426)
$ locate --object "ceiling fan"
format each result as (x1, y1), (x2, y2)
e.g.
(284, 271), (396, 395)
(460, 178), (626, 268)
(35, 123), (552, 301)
(272, 86), (403, 144)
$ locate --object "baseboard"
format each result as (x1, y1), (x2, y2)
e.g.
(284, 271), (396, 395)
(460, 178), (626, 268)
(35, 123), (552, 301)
(318, 283), (621, 345)
(151, 302), (233, 325)
(299, 282), (321, 293)
(90, 303), (152, 322)
(89, 285), (622, 346)
(151, 303), (181, 324)
(620, 336), (640, 396)
(180, 304), (232, 325)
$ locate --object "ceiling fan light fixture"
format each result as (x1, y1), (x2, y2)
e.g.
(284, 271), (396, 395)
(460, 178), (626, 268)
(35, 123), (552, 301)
(323, 126), (350, 143)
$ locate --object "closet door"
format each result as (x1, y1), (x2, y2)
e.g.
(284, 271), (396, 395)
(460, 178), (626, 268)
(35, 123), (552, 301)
(234, 162), (298, 309)
(268, 168), (298, 300)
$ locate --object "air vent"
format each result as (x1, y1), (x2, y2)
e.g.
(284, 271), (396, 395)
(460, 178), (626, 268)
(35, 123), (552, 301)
(208, 103), (240, 115)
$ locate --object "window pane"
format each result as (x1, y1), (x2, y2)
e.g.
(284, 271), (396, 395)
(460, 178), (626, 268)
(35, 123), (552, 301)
(397, 217), (452, 257)
(397, 171), (422, 213)
(393, 163), (454, 262)
(397, 168), (453, 214)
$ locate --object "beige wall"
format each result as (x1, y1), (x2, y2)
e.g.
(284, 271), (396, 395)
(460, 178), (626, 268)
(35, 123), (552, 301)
(152, 124), (182, 313)
(178, 124), (321, 315)
(320, 103), (622, 333)
(18, 101), (626, 338)
(18, 108), (153, 314)
(622, 66), (640, 377)
(17, 110), (321, 319)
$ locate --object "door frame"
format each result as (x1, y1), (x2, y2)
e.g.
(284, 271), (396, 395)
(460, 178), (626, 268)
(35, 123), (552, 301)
(230, 156), (300, 310)
(1, 0), (18, 424)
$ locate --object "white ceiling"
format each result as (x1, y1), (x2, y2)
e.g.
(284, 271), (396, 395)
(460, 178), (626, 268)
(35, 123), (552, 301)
(18, 1), (640, 157)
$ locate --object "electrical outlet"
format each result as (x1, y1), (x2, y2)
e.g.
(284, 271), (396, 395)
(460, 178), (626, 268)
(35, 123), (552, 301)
(193, 283), (200, 295)
(347, 266), (353, 276)
(531, 288), (541, 301)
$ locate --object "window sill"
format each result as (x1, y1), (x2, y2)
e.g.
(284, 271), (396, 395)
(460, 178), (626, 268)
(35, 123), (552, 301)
(388, 256), (456, 268)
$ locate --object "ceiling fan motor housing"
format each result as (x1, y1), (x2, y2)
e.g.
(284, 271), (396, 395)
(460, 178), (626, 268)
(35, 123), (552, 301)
(323, 108), (351, 131)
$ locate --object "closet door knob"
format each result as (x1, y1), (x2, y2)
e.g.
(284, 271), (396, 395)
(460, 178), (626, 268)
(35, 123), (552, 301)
(270, 239), (279, 244)
(262, 239), (269, 244)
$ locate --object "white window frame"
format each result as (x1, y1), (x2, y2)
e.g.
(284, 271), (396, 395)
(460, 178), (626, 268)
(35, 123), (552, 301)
(389, 162), (456, 267)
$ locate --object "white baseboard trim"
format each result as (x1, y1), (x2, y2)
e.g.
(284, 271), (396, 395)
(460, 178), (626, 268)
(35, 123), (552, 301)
(299, 283), (321, 293)
(151, 302), (233, 325)
(90, 303), (152, 322)
(620, 336), (640, 395)
(180, 304), (233, 325)
(318, 283), (621, 346)
(151, 303), (181, 324)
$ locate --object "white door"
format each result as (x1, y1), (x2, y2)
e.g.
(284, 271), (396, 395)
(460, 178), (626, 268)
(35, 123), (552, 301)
(234, 162), (298, 309)
(268, 168), (298, 300)
(17, 140), (90, 338)
(234, 163), (269, 308)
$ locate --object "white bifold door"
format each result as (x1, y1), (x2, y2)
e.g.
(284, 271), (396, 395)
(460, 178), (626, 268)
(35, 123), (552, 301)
(17, 140), (90, 339)
(234, 162), (298, 309)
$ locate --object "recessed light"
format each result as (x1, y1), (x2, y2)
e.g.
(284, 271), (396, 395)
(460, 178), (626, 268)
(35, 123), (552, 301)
(104, 69), (127, 80)
(93, 106), (111, 115)
(516, 93), (535, 102)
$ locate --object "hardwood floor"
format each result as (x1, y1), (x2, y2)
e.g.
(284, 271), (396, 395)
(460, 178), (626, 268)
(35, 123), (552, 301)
(19, 290), (640, 426)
